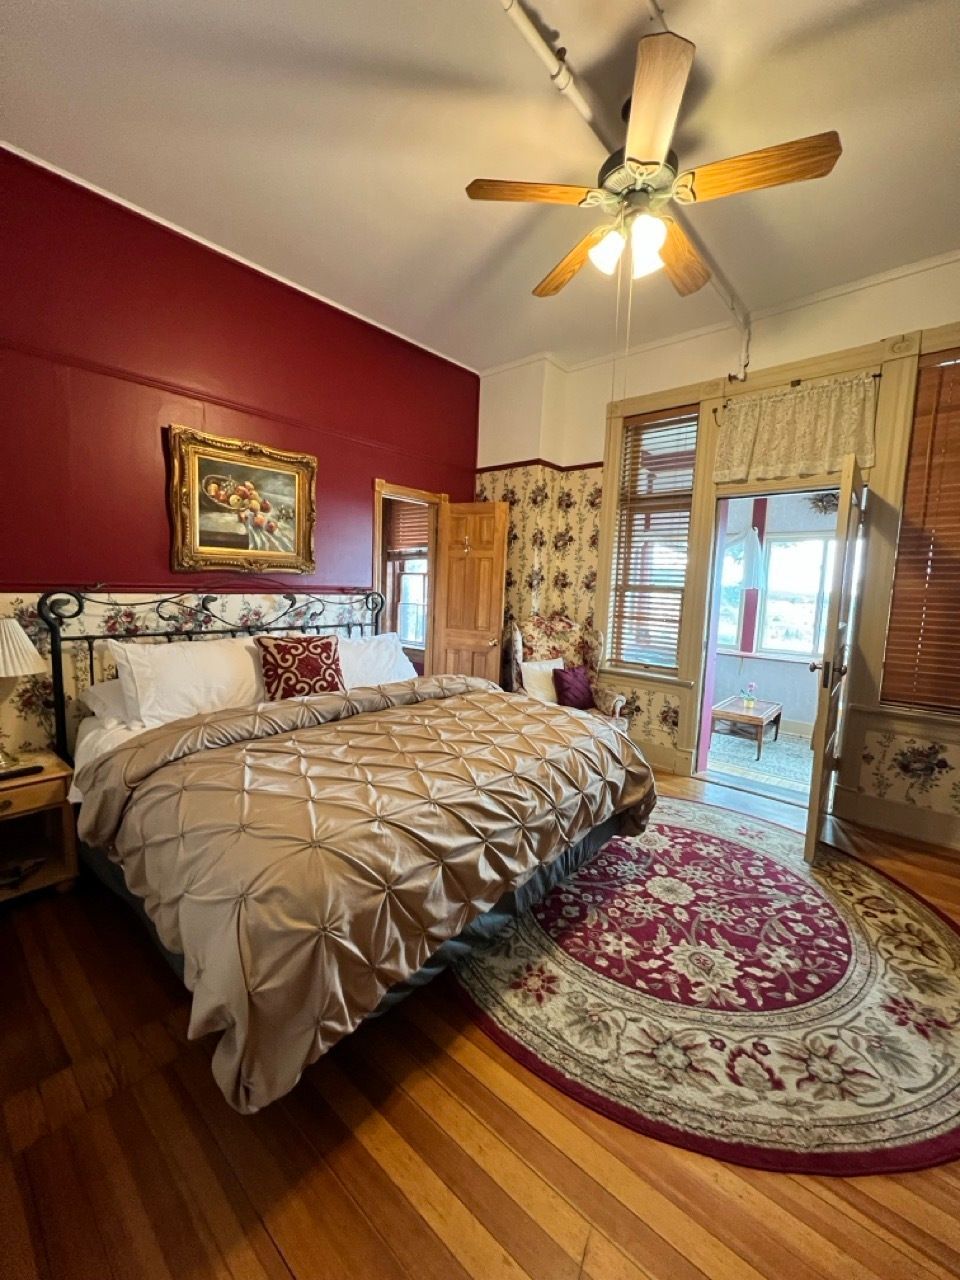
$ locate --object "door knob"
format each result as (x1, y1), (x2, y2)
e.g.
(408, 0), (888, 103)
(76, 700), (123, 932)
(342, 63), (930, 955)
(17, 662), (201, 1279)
(487, 637), (498, 647)
(809, 662), (822, 672)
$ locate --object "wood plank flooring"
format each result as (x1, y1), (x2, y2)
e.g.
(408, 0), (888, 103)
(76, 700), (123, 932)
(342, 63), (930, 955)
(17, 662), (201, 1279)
(1, 774), (958, 1280)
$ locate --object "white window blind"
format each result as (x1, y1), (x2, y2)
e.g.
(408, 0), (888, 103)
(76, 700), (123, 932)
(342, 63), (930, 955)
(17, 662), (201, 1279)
(609, 405), (699, 670)
(882, 348), (960, 713)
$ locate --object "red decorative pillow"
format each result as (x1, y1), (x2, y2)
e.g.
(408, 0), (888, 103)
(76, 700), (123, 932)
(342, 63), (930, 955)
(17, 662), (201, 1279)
(553, 664), (596, 711)
(255, 635), (346, 700)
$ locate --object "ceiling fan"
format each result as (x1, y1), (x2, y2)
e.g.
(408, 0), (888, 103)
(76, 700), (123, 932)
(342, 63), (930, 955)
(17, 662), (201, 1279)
(466, 32), (841, 298)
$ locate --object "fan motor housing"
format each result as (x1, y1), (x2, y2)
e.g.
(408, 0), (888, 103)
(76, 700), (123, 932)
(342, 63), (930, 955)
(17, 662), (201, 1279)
(599, 147), (678, 196)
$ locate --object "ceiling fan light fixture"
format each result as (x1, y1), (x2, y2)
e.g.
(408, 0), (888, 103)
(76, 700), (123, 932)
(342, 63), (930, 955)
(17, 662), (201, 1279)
(587, 226), (626, 275)
(630, 213), (667, 280)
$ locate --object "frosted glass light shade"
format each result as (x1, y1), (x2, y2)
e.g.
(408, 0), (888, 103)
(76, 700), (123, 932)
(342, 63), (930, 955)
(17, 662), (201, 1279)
(630, 214), (667, 280)
(587, 227), (626, 276)
(0, 618), (46, 676)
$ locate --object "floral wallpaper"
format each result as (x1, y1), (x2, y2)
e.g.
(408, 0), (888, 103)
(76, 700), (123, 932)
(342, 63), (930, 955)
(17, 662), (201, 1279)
(476, 463), (679, 753)
(859, 730), (960, 817)
(622, 688), (681, 749)
(0, 590), (376, 758)
(476, 464), (603, 631)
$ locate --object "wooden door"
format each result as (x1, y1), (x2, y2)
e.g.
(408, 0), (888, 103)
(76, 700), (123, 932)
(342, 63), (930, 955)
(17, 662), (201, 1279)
(432, 501), (508, 681)
(804, 454), (866, 863)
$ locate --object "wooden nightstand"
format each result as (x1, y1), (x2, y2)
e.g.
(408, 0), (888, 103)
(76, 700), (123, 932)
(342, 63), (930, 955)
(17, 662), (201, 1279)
(0, 751), (77, 903)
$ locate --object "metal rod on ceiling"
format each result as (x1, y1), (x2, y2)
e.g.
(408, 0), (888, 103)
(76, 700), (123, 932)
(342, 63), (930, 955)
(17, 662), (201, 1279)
(496, 0), (616, 149)
(493, 0), (753, 380)
(642, 0), (670, 34)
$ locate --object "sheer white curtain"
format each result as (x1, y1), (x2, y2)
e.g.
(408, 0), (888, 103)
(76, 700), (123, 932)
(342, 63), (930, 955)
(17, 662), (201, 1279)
(714, 372), (877, 483)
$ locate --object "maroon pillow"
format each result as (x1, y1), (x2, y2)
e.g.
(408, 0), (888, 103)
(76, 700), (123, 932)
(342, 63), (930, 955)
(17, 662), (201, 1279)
(553, 664), (595, 710)
(255, 635), (345, 700)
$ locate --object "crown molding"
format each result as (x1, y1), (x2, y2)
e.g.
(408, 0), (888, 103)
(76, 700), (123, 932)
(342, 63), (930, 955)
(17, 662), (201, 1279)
(478, 350), (571, 379)
(562, 320), (737, 375)
(750, 250), (960, 324)
(478, 251), (960, 380)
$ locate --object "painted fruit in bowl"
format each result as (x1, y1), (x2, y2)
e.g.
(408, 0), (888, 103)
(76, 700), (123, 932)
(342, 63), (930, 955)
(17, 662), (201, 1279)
(200, 475), (270, 515)
(199, 473), (295, 552)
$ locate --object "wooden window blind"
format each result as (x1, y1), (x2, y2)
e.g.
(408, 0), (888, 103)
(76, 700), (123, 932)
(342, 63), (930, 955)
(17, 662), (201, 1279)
(609, 405), (699, 670)
(881, 348), (960, 713)
(385, 499), (430, 552)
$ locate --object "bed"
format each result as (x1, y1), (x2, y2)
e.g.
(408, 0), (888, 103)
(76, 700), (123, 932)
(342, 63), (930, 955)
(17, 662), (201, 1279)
(40, 589), (656, 1113)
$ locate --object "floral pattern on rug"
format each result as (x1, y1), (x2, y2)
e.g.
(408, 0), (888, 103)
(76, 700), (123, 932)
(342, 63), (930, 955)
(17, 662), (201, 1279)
(536, 824), (850, 1011)
(455, 797), (960, 1172)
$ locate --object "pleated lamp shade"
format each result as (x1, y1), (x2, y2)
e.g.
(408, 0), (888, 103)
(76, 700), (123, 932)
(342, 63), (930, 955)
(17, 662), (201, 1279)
(0, 618), (46, 676)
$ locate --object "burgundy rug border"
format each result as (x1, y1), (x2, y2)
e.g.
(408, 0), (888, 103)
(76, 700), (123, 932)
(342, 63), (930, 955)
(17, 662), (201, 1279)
(455, 797), (960, 1176)
(457, 996), (960, 1176)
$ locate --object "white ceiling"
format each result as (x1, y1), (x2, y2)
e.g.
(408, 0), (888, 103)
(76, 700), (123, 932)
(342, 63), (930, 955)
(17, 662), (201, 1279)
(4, 0), (958, 372)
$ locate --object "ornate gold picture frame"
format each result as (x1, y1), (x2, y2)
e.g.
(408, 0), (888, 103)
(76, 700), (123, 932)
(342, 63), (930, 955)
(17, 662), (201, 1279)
(167, 425), (317, 573)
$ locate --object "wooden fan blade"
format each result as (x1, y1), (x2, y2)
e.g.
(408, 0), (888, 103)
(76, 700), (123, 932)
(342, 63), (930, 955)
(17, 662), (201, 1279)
(533, 226), (610, 297)
(660, 219), (711, 296)
(673, 131), (842, 204)
(624, 32), (695, 168)
(466, 179), (594, 206)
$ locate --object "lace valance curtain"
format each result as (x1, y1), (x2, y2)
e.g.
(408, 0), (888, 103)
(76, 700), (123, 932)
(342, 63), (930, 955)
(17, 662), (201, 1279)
(714, 372), (878, 483)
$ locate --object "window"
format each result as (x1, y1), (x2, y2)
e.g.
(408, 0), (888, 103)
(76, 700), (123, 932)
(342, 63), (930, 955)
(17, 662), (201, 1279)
(882, 348), (960, 713)
(716, 536), (745, 649)
(394, 556), (428, 647)
(609, 405), (698, 670)
(758, 535), (835, 659)
(383, 498), (430, 649)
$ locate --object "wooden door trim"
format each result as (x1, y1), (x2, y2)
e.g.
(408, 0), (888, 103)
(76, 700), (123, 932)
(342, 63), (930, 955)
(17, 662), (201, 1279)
(373, 480), (447, 676)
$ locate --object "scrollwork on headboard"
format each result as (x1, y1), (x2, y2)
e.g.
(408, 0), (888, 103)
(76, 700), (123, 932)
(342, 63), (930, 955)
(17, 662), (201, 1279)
(37, 588), (384, 763)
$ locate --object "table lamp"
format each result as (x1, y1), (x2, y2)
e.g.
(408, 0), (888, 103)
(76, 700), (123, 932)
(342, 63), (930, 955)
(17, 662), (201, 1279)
(0, 617), (47, 776)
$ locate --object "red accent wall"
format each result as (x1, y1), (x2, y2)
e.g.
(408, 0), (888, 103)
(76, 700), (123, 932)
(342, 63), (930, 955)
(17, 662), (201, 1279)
(0, 151), (479, 591)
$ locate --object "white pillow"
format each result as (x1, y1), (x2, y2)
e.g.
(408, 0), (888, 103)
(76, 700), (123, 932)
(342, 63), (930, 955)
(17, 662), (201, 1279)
(337, 632), (418, 688)
(80, 678), (136, 728)
(521, 658), (563, 704)
(108, 636), (265, 728)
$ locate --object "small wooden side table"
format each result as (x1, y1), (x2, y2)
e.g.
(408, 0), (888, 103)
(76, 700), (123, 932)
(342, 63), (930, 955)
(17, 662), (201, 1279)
(711, 697), (784, 762)
(0, 751), (77, 904)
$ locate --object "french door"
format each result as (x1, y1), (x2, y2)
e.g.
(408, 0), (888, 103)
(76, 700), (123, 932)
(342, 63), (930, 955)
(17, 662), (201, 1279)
(804, 454), (866, 862)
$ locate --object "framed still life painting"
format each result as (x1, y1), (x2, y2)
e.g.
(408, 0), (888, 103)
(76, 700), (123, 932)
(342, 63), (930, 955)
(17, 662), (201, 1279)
(167, 425), (317, 573)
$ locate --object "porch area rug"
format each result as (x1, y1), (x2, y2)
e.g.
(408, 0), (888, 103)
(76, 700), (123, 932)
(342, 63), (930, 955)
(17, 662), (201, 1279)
(707, 730), (812, 796)
(454, 797), (960, 1174)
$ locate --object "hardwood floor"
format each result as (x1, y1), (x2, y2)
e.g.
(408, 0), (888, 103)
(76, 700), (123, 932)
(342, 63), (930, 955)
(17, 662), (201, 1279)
(1, 774), (958, 1280)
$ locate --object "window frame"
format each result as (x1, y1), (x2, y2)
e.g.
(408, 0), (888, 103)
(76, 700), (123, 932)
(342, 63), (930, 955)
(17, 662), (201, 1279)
(880, 345), (960, 714)
(755, 531), (835, 661)
(715, 533), (747, 653)
(603, 404), (700, 675)
(373, 480), (446, 673)
(387, 550), (429, 649)
(591, 326), (958, 796)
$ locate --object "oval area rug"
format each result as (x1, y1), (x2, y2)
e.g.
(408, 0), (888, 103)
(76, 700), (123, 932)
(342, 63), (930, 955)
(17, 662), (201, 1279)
(454, 797), (960, 1173)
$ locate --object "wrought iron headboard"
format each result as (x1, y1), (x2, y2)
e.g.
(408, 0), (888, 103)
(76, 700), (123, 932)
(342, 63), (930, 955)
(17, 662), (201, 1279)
(37, 588), (385, 763)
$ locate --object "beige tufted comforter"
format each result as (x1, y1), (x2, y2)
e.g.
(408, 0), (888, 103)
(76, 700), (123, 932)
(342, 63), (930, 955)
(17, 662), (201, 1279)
(77, 675), (655, 1111)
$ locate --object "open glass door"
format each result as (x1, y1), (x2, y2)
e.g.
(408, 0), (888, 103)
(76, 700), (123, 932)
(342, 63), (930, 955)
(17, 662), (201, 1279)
(804, 454), (866, 862)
